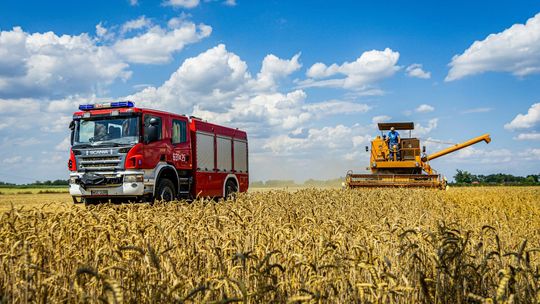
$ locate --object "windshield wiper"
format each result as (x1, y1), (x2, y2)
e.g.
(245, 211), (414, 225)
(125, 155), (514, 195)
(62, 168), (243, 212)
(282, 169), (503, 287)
(72, 143), (92, 149)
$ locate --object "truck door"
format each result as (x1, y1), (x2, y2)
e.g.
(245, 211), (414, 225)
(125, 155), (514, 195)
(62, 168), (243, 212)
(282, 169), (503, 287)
(171, 118), (192, 170)
(142, 114), (165, 168)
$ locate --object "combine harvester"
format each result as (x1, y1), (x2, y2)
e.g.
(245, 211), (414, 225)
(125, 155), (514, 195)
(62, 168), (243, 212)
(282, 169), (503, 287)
(346, 122), (491, 189)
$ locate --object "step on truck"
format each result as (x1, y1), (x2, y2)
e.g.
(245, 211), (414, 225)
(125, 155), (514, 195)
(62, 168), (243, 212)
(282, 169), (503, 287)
(68, 101), (249, 204)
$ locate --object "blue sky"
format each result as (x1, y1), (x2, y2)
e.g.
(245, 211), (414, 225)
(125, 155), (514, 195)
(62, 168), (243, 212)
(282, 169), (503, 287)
(0, 0), (539, 183)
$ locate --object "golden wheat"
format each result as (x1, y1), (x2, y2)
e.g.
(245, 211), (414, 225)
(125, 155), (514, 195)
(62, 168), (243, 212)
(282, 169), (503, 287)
(0, 187), (539, 303)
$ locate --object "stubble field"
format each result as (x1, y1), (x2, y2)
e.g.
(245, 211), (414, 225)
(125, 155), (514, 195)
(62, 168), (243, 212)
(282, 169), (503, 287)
(0, 187), (539, 303)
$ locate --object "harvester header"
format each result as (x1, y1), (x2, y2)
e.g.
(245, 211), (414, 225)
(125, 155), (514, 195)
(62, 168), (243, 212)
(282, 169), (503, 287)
(346, 122), (491, 189)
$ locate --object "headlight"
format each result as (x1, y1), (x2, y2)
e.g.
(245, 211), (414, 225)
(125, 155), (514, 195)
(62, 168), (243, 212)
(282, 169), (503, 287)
(69, 177), (78, 184)
(124, 174), (144, 183)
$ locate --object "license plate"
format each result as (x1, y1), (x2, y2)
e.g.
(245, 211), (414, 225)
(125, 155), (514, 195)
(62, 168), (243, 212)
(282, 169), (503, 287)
(91, 190), (108, 196)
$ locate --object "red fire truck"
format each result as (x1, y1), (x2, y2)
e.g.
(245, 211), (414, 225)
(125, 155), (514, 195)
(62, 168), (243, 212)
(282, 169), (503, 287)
(67, 101), (248, 204)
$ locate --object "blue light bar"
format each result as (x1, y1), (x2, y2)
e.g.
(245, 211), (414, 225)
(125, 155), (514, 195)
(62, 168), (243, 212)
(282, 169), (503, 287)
(79, 101), (134, 111)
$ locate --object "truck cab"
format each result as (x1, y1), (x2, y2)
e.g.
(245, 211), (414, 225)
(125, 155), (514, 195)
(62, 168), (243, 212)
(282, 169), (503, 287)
(68, 101), (248, 204)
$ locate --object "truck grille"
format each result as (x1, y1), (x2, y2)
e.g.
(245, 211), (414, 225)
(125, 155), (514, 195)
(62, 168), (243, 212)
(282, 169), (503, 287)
(77, 155), (124, 171)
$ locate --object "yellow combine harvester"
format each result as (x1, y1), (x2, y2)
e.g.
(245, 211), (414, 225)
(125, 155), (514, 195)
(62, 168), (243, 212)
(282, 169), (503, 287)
(346, 122), (491, 189)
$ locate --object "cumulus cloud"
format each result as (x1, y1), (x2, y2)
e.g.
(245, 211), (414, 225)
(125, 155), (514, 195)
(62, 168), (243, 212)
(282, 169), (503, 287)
(55, 136), (71, 151)
(406, 64), (431, 79)
(256, 53), (301, 90)
(504, 103), (540, 130)
(224, 0), (237, 6)
(0, 98), (41, 114)
(301, 48), (400, 90)
(2, 156), (22, 164)
(0, 16), (212, 99)
(128, 0), (138, 5)
(303, 100), (370, 116)
(447, 13), (540, 81)
(114, 20), (212, 64)
(515, 133), (540, 140)
(126, 44), (374, 144)
(263, 124), (368, 155)
(415, 104), (435, 113)
(448, 147), (513, 163)
(121, 16), (152, 34)
(372, 115), (391, 124)
(0, 27), (131, 99)
(96, 23), (108, 38)
(164, 0), (200, 8)
(415, 118), (438, 136)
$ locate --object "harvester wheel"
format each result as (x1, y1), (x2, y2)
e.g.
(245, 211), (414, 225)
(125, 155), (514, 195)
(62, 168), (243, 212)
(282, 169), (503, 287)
(224, 179), (238, 200)
(156, 178), (176, 202)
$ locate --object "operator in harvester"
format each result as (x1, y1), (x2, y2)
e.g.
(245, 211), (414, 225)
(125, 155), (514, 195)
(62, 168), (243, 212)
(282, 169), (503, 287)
(386, 126), (401, 160)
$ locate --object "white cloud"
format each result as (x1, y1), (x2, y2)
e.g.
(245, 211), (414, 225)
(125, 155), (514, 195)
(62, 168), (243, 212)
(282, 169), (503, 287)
(406, 64), (431, 79)
(164, 0), (200, 8)
(448, 147), (513, 164)
(263, 124), (361, 154)
(256, 53), (301, 90)
(304, 100), (370, 116)
(2, 156), (22, 164)
(301, 48), (400, 90)
(96, 23), (108, 38)
(127, 44), (250, 111)
(504, 103), (540, 130)
(121, 16), (152, 34)
(415, 118), (438, 136)
(126, 44), (373, 138)
(446, 13), (540, 81)
(0, 27), (131, 99)
(415, 104), (435, 113)
(224, 0), (237, 6)
(55, 136), (71, 151)
(461, 107), (492, 114)
(372, 115), (391, 124)
(0, 98), (41, 113)
(114, 21), (212, 64)
(521, 148), (540, 160)
(515, 133), (540, 140)
(129, 0), (138, 6)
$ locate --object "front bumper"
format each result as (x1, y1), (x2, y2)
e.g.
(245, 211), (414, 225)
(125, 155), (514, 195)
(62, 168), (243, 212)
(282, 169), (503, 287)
(69, 171), (147, 197)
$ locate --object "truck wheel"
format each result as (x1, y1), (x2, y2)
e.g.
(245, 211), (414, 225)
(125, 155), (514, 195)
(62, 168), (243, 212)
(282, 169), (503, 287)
(156, 178), (176, 202)
(224, 179), (238, 200)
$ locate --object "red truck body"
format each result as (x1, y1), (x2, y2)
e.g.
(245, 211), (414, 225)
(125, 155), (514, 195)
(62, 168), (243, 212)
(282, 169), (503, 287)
(68, 102), (248, 203)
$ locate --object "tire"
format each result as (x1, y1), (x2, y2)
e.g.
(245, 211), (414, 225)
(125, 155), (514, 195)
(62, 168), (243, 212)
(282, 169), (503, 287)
(224, 179), (238, 200)
(156, 178), (176, 202)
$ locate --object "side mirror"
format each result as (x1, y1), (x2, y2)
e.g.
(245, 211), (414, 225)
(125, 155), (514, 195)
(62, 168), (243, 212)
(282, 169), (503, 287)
(69, 121), (75, 130)
(146, 125), (159, 143)
(422, 146), (426, 153)
(149, 118), (159, 126)
(365, 146), (369, 152)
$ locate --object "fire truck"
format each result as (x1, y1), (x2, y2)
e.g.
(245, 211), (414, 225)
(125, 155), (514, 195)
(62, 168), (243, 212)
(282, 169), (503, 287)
(67, 101), (249, 204)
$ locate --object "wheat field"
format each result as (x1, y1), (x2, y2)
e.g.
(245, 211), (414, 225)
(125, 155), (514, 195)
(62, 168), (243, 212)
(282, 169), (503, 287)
(0, 187), (539, 303)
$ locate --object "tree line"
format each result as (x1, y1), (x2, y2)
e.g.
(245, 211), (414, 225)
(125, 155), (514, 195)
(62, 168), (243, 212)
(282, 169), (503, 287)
(453, 170), (539, 186)
(0, 180), (69, 187)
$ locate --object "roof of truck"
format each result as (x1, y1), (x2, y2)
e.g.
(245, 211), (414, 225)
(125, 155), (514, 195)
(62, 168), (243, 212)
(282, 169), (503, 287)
(378, 122), (414, 130)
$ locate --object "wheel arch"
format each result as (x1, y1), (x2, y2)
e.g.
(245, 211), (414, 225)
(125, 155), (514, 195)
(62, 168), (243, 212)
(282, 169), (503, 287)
(154, 164), (179, 197)
(222, 174), (239, 197)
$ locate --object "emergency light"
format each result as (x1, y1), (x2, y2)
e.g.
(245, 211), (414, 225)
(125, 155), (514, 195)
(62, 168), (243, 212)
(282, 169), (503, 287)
(79, 101), (135, 111)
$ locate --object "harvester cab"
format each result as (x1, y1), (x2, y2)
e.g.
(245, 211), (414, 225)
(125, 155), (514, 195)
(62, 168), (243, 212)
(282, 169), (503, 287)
(346, 122), (491, 189)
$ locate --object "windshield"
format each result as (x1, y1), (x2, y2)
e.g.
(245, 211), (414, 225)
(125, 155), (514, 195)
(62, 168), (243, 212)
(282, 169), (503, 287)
(73, 116), (139, 147)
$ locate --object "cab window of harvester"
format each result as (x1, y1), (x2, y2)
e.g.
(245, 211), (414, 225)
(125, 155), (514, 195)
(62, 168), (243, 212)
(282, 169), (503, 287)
(144, 115), (162, 142)
(172, 119), (187, 144)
